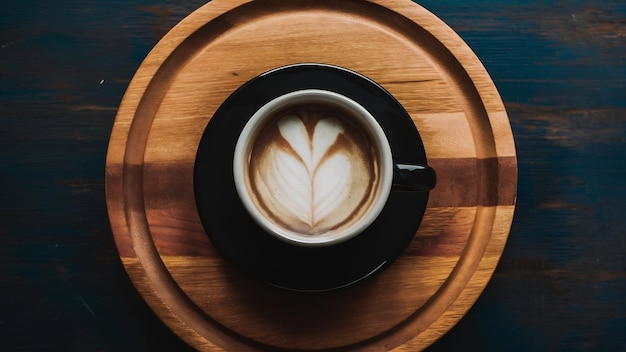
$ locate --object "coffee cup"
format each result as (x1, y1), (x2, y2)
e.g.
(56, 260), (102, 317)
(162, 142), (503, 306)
(233, 89), (435, 247)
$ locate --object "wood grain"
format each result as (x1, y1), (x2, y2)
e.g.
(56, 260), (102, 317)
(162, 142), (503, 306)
(104, 0), (516, 350)
(4, 0), (626, 351)
(4, 0), (626, 350)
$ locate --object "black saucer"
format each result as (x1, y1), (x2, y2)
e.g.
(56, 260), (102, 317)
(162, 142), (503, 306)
(194, 64), (430, 292)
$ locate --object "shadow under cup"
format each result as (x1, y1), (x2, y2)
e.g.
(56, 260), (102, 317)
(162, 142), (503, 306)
(195, 64), (435, 292)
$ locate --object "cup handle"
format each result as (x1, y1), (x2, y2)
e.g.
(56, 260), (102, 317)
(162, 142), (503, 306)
(393, 164), (437, 192)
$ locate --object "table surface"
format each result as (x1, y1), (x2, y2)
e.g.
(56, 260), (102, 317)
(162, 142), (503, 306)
(1, 0), (624, 350)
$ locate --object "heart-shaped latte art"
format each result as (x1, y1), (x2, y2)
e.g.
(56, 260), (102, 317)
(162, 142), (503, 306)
(251, 114), (375, 235)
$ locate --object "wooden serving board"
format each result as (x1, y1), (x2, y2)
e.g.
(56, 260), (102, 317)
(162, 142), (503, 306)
(105, 0), (517, 350)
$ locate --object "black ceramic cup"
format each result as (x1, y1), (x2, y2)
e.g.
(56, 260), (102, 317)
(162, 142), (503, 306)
(195, 64), (436, 292)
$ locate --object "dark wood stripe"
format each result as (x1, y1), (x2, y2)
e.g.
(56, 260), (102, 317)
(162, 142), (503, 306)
(108, 156), (516, 257)
(106, 164), (136, 258)
(497, 156), (518, 206)
(428, 156), (517, 207)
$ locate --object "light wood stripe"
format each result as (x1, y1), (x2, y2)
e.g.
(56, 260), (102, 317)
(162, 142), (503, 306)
(412, 112), (476, 159)
(121, 254), (458, 350)
(490, 110), (517, 157)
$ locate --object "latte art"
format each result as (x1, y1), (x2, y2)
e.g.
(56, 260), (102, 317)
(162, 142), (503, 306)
(247, 106), (379, 236)
(233, 89), (393, 246)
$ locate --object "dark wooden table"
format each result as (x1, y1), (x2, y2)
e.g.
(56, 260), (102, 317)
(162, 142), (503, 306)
(1, 1), (624, 350)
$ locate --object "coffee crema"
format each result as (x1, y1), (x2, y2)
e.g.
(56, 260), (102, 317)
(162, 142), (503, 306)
(245, 104), (380, 237)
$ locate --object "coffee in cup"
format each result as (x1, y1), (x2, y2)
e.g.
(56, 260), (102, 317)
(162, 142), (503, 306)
(233, 89), (393, 247)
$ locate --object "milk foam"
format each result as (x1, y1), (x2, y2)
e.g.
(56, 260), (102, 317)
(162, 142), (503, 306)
(249, 112), (377, 235)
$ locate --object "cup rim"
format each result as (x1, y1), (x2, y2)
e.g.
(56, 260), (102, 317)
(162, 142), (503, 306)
(233, 89), (394, 247)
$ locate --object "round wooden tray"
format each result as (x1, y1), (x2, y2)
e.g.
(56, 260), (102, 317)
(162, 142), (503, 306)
(105, 0), (517, 350)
